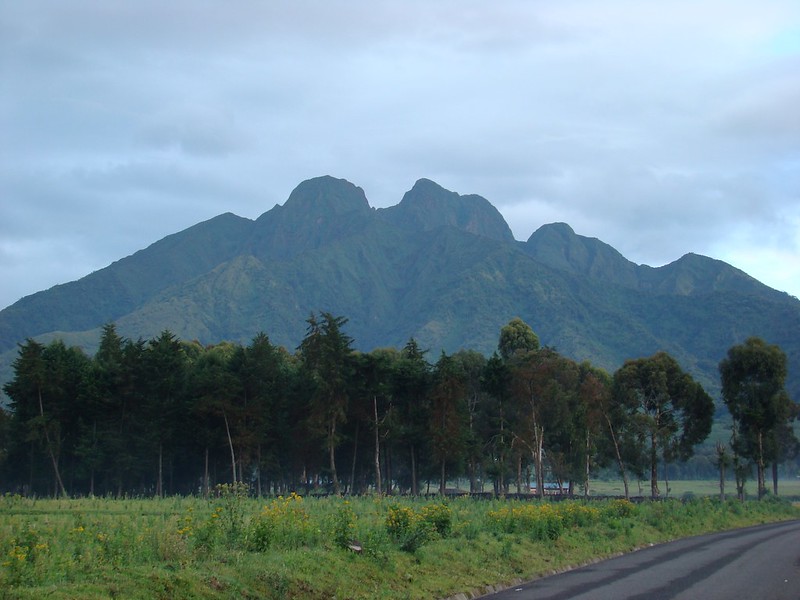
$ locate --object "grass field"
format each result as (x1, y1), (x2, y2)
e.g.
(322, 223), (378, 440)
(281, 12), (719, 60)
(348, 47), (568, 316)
(586, 477), (800, 498)
(1, 485), (798, 599)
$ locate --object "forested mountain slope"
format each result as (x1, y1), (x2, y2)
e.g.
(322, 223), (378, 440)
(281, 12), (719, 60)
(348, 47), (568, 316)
(1, 175), (798, 400)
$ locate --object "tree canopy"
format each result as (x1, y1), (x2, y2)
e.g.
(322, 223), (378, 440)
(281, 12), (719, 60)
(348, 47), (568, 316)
(0, 320), (795, 499)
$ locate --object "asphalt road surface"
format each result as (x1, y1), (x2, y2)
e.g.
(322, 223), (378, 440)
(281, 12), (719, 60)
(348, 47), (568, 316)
(480, 519), (800, 600)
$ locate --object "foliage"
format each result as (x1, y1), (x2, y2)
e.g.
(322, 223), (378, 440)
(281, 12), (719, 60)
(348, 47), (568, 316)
(248, 492), (314, 551)
(498, 317), (540, 361)
(0, 493), (798, 599)
(720, 337), (797, 499)
(384, 501), (452, 552)
(612, 352), (715, 498)
(1, 320), (797, 503)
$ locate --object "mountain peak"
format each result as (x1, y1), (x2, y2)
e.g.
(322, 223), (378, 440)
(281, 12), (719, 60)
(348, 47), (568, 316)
(525, 222), (639, 287)
(282, 176), (371, 217)
(379, 179), (514, 243)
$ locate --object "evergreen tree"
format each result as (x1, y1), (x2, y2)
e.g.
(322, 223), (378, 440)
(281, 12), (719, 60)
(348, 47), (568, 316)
(298, 312), (355, 495)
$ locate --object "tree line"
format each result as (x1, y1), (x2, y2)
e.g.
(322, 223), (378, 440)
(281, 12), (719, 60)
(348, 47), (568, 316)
(1, 314), (796, 499)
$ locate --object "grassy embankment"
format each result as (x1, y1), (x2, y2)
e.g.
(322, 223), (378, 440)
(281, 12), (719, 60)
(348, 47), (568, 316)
(2, 483), (799, 600)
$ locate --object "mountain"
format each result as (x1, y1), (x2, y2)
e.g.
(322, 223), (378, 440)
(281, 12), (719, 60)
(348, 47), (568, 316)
(1, 175), (798, 402)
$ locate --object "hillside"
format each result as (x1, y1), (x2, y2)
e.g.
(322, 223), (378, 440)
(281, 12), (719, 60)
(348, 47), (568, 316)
(1, 175), (798, 401)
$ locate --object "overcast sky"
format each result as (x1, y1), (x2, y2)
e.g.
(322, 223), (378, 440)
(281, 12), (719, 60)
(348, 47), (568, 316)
(2, 1), (799, 311)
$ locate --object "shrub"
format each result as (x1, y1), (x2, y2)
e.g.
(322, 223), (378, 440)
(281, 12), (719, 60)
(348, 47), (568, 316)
(248, 492), (314, 551)
(602, 498), (636, 519)
(385, 504), (435, 552)
(557, 503), (600, 528)
(331, 500), (357, 550)
(487, 503), (564, 541)
(420, 502), (452, 538)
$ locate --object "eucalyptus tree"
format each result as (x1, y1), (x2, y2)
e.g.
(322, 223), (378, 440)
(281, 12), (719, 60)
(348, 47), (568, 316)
(498, 317), (540, 361)
(507, 346), (586, 496)
(720, 337), (795, 499)
(613, 352), (714, 498)
(298, 312), (355, 495)
(579, 364), (631, 498)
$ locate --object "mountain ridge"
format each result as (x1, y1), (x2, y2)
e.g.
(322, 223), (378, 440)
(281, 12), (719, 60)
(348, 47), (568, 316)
(1, 175), (798, 401)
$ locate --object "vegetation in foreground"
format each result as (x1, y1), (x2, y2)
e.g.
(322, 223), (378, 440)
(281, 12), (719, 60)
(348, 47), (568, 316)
(2, 488), (798, 600)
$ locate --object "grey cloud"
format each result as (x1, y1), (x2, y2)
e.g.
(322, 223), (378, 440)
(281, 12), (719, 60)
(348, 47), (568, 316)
(2, 0), (800, 308)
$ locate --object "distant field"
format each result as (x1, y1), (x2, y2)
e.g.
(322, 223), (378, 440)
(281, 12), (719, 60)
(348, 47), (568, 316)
(587, 478), (800, 498)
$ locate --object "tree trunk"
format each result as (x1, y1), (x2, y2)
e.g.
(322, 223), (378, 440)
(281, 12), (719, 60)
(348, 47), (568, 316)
(772, 461), (779, 496)
(604, 412), (629, 499)
(349, 422), (359, 495)
(329, 416), (340, 495)
(38, 388), (67, 498)
(157, 443), (163, 498)
(757, 430), (765, 499)
(732, 424), (745, 502)
(410, 445), (418, 496)
(717, 443), (726, 502)
(535, 425), (544, 498)
(257, 444), (262, 497)
(373, 396), (382, 495)
(584, 430), (591, 499)
(650, 432), (660, 499)
(204, 447), (210, 498)
(499, 406), (506, 496)
(440, 457), (446, 495)
(222, 408), (236, 484)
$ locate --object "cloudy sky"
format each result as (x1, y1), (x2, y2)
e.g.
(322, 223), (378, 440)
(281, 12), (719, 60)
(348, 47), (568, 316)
(2, 1), (799, 310)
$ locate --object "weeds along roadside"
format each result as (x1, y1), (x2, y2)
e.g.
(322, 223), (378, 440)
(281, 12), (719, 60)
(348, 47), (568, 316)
(1, 488), (798, 599)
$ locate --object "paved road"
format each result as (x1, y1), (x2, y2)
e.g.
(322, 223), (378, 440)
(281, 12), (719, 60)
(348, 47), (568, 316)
(480, 519), (800, 600)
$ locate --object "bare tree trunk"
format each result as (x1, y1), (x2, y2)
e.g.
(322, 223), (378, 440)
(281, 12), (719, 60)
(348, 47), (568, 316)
(222, 408), (236, 484)
(204, 447), (210, 498)
(731, 424), (745, 501)
(757, 431), (765, 499)
(410, 445), (418, 496)
(584, 430), (591, 499)
(535, 425), (544, 498)
(38, 388), (67, 498)
(716, 441), (726, 502)
(650, 433), (660, 499)
(604, 412), (629, 499)
(256, 444), (262, 497)
(157, 443), (163, 498)
(329, 416), (340, 495)
(772, 461), (779, 496)
(373, 396), (382, 495)
(499, 406), (506, 496)
(349, 422), (359, 495)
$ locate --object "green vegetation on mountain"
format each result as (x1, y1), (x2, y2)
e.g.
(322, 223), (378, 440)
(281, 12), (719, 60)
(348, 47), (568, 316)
(1, 175), (798, 402)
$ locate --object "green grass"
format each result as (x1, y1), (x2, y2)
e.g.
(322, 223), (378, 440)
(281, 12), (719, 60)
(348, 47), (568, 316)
(1, 488), (798, 600)
(587, 478), (800, 498)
